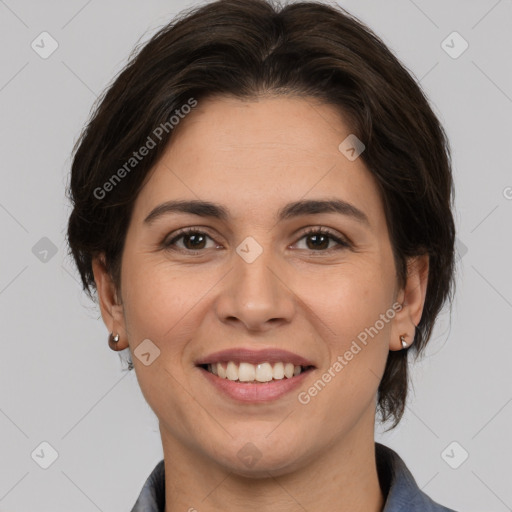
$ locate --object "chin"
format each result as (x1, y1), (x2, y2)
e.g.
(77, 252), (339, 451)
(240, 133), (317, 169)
(207, 434), (311, 478)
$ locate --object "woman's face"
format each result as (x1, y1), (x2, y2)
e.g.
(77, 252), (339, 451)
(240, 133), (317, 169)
(95, 95), (426, 476)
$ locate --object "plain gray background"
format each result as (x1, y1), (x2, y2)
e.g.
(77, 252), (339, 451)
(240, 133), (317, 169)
(0, 0), (511, 510)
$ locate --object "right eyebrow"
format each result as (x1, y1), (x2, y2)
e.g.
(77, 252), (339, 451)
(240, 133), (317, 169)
(144, 200), (229, 224)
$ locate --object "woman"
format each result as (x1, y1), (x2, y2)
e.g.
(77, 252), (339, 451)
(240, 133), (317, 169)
(66, 0), (457, 510)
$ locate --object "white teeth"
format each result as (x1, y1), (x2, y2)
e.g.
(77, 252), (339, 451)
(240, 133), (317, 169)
(239, 362), (256, 382)
(273, 362), (284, 379)
(226, 361), (238, 381)
(255, 363), (273, 382)
(207, 361), (308, 382)
(284, 363), (295, 379)
(217, 363), (226, 379)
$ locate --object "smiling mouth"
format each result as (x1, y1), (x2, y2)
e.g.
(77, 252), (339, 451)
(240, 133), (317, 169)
(198, 361), (315, 383)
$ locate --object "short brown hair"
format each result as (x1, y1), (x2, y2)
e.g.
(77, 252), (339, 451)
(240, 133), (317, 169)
(67, 0), (456, 428)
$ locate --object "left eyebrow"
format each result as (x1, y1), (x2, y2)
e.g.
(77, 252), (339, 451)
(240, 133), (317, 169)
(143, 198), (370, 226)
(277, 198), (370, 226)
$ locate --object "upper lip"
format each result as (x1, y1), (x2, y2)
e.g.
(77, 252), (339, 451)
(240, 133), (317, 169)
(195, 348), (316, 367)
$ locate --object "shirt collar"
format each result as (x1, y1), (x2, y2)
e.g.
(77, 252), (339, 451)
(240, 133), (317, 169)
(375, 443), (455, 511)
(131, 442), (455, 512)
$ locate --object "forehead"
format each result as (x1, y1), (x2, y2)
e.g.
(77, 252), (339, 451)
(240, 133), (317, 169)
(133, 95), (384, 227)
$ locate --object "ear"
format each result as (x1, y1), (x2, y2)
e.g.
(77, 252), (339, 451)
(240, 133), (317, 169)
(92, 254), (128, 350)
(389, 254), (429, 351)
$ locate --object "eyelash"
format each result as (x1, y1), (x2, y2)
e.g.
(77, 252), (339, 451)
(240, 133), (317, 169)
(162, 226), (351, 255)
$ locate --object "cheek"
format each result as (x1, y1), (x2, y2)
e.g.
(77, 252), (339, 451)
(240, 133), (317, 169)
(292, 256), (395, 401)
(119, 256), (205, 421)
(120, 252), (223, 358)
(293, 276), (393, 432)
(120, 253), (182, 340)
(295, 256), (396, 344)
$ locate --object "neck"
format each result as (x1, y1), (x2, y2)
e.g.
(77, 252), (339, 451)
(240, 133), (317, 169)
(161, 411), (384, 512)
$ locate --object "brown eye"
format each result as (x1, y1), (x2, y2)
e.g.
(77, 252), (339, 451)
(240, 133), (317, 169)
(295, 228), (350, 252)
(163, 229), (217, 252)
(305, 232), (330, 250)
(180, 232), (207, 250)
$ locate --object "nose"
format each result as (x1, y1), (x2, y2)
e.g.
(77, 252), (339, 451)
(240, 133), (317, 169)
(214, 246), (296, 333)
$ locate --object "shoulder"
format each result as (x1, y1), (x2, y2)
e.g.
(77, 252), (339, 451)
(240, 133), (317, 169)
(131, 447), (460, 512)
(130, 459), (166, 512)
(376, 443), (459, 512)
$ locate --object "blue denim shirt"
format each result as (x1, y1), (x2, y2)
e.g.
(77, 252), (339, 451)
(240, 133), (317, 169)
(131, 443), (457, 511)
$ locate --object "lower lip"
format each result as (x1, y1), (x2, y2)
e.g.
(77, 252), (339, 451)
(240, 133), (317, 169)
(199, 366), (314, 403)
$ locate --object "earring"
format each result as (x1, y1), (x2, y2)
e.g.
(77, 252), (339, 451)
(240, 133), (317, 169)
(109, 332), (120, 350)
(400, 335), (408, 349)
